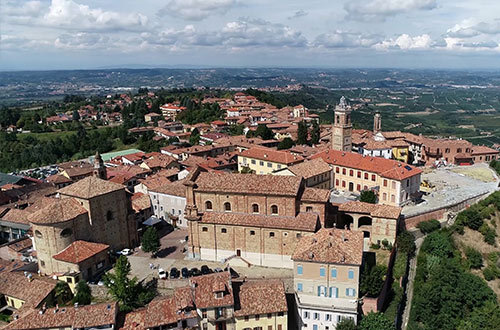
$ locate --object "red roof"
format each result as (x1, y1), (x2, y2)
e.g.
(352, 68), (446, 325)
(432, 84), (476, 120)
(311, 148), (421, 181)
(53, 240), (109, 264)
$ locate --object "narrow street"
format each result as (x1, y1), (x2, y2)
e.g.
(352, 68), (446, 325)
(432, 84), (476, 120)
(402, 233), (424, 330)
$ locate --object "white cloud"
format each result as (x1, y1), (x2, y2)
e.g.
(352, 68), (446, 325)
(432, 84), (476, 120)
(345, 0), (437, 20)
(158, 0), (236, 21)
(288, 10), (308, 20)
(4, 0), (148, 32)
(55, 33), (110, 50)
(314, 31), (381, 48)
(374, 34), (434, 50)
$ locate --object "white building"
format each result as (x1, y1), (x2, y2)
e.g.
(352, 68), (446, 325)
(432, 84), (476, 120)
(148, 182), (187, 228)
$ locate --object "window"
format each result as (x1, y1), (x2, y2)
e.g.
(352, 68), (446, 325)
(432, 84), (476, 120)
(329, 287), (338, 298)
(224, 202), (231, 211)
(96, 261), (104, 269)
(35, 230), (43, 239)
(255, 315), (260, 321)
(364, 173), (368, 180)
(331, 269), (337, 278)
(278, 325), (282, 330)
(267, 162), (272, 168)
(335, 167), (339, 173)
(271, 205), (278, 215)
(260, 161), (264, 166)
(297, 283), (303, 291)
(313, 313), (320, 320)
(278, 312), (284, 317)
(250, 230), (255, 236)
(171, 208), (175, 214)
(346, 288), (356, 297)
(392, 181), (396, 189)
(268, 326), (272, 330)
(317, 285), (327, 297)
(306, 206), (313, 212)
(221, 228), (227, 233)
(202, 309), (207, 318)
(371, 174), (376, 181)
(342, 181), (346, 188)
(357, 171), (361, 178)
(244, 315), (249, 321)
(277, 164), (282, 169)
(348, 269), (354, 279)
(40, 260), (45, 267)
(205, 201), (213, 210)
(267, 313), (272, 319)
(269, 232), (275, 238)
(60, 228), (72, 238)
(325, 314), (332, 321)
(349, 169), (353, 176)
(383, 193), (387, 201)
(320, 267), (326, 277)
(296, 233), (302, 239)
(356, 184), (361, 191)
(202, 227), (208, 232)
(383, 179), (388, 187)
(313, 325), (318, 330)
(342, 168), (346, 175)
(251, 159), (256, 164)
(335, 179), (339, 186)
(391, 194), (396, 203)
(303, 311), (310, 319)
(297, 265), (303, 275)
(106, 210), (114, 221)
(407, 179), (410, 187)
(252, 204), (259, 213)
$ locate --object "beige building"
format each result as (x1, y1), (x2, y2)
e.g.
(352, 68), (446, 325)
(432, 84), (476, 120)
(292, 229), (364, 329)
(273, 158), (333, 189)
(312, 149), (422, 207)
(331, 96), (352, 152)
(237, 146), (304, 174)
(184, 170), (329, 268)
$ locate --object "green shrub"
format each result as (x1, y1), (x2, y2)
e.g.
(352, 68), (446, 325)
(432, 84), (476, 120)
(393, 252), (408, 280)
(487, 252), (498, 265)
(421, 230), (454, 258)
(462, 208), (483, 230)
(396, 231), (416, 256)
(483, 227), (496, 246)
(370, 243), (381, 250)
(480, 206), (495, 219)
(360, 265), (388, 297)
(417, 219), (441, 234)
(483, 267), (496, 281)
(465, 247), (483, 269)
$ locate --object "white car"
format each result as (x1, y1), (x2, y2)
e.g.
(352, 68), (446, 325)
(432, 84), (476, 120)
(120, 248), (132, 256)
(158, 268), (167, 279)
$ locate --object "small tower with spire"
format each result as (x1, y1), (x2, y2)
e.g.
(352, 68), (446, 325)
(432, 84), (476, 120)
(373, 110), (382, 134)
(93, 152), (107, 179)
(331, 96), (352, 152)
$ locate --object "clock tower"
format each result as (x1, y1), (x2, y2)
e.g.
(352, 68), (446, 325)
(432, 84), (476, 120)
(331, 96), (352, 152)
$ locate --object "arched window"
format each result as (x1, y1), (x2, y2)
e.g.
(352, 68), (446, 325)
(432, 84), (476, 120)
(60, 228), (72, 238)
(35, 230), (43, 239)
(336, 115), (340, 124)
(224, 202), (231, 212)
(252, 204), (259, 213)
(205, 201), (213, 210)
(106, 210), (114, 221)
(271, 205), (278, 215)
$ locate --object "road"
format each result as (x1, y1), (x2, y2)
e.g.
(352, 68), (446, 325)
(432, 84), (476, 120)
(402, 232), (424, 330)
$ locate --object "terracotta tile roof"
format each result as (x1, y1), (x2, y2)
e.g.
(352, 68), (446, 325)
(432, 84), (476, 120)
(361, 139), (393, 150)
(53, 240), (109, 264)
(141, 154), (178, 169)
(472, 145), (499, 155)
(1, 208), (30, 224)
(120, 309), (145, 330)
(190, 272), (234, 309)
(194, 172), (303, 197)
(0, 272), (57, 310)
(311, 148), (422, 181)
(144, 289), (196, 328)
(62, 166), (93, 179)
(292, 228), (364, 265)
(58, 176), (125, 199)
(201, 212), (319, 232)
(28, 198), (87, 224)
(301, 188), (330, 203)
(337, 201), (401, 219)
(138, 169), (179, 190)
(382, 131), (405, 139)
(131, 192), (152, 212)
(6, 302), (117, 330)
(234, 280), (287, 317)
(45, 174), (72, 185)
(8, 237), (32, 252)
(150, 179), (187, 197)
(239, 147), (304, 165)
(284, 158), (331, 179)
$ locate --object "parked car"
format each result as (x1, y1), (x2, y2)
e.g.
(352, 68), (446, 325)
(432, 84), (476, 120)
(201, 265), (211, 275)
(190, 268), (201, 277)
(119, 248), (132, 256)
(158, 268), (167, 279)
(170, 268), (180, 279)
(181, 267), (190, 278)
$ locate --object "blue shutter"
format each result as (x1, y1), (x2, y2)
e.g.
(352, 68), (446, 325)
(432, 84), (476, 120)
(317, 286), (321, 296)
(346, 288), (349, 296)
(329, 287), (333, 297)
(336, 287), (339, 298)
(348, 269), (354, 279)
(297, 283), (303, 292)
(313, 325), (318, 330)
(320, 267), (326, 277)
(297, 265), (303, 275)
(331, 269), (337, 278)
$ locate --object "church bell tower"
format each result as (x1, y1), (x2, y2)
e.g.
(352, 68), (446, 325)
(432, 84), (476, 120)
(373, 110), (382, 134)
(93, 152), (107, 179)
(331, 96), (352, 152)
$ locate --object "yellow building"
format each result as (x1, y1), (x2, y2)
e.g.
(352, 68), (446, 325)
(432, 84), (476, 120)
(234, 280), (288, 330)
(238, 146), (304, 174)
(0, 271), (56, 311)
(390, 140), (410, 163)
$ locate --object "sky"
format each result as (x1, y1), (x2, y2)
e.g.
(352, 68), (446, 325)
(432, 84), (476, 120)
(1, 0), (500, 70)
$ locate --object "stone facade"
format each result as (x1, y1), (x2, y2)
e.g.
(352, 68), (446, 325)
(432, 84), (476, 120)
(331, 96), (352, 152)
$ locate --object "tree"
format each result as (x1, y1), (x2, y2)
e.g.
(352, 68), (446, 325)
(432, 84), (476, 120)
(397, 231), (416, 256)
(240, 166), (255, 174)
(359, 312), (395, 330)
(458, 302), (500, 330)
(73, 280), (92, 305)
(360, 265), (387, 297)
(141, 227), (161, 257)
(54, 281), (74, 306)
(277, 137), (295, 150)
(336, 318), (357, 330)
(465, 246), (483, 269)
(359, 190), (377, 204)
(416, 219), (441, 234)
(72, 109), (80, 121)
(297, 121), (308, 145)
(254, 124), (274, 140)
(103, 255), (156, 312)
(189, 128), (200, 145)
(311, 120), (320, 144)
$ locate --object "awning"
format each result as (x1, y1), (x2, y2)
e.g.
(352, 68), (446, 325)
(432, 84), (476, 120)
(143, 216), (162, 226)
